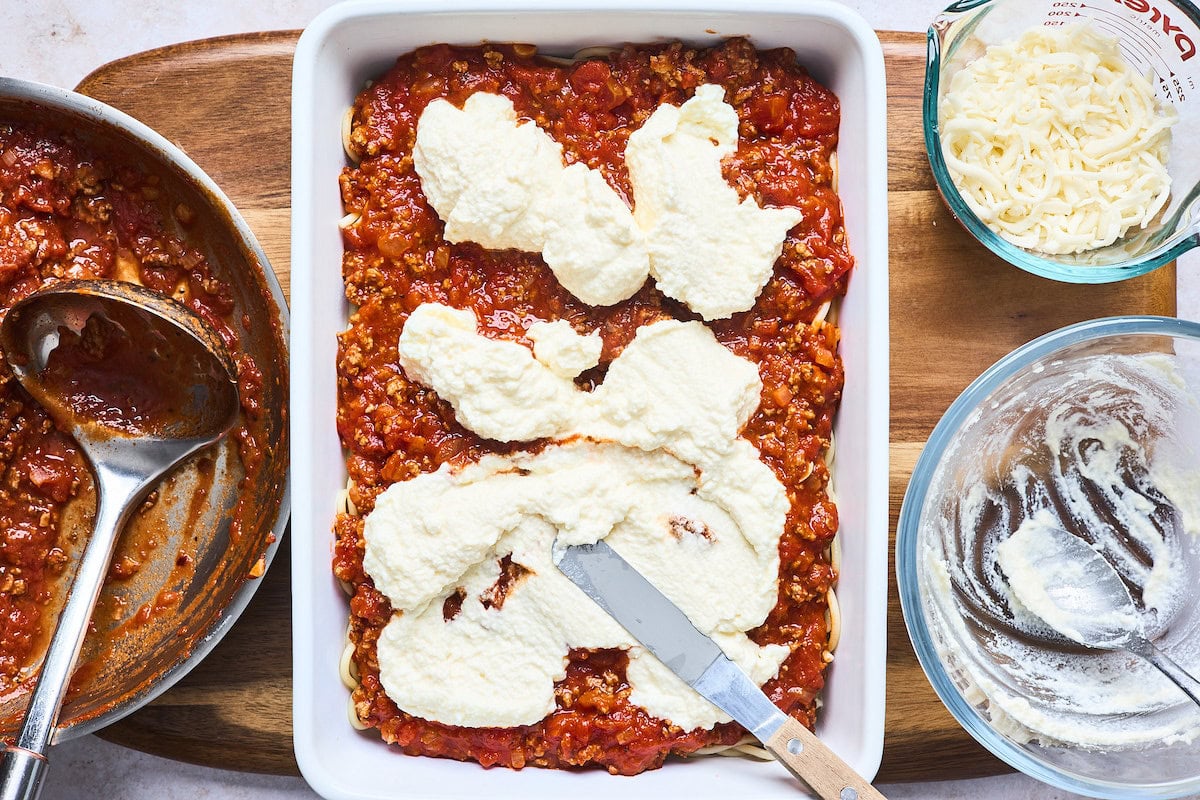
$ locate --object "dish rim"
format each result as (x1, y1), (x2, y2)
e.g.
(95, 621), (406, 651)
(289, 1), (889, 797)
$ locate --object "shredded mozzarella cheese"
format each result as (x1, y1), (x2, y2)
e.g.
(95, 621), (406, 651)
(940, 24), (1177, 255)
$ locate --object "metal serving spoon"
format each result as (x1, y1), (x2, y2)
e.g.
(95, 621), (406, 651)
(0, 280), (240, 800)
(999, 522), (1200, 709)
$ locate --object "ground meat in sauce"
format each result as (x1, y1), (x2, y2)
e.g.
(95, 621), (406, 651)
(334, 38), (849, 775)
(0, 121), (267, 702)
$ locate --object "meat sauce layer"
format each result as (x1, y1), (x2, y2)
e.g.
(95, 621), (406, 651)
(334, 38), (850, 775)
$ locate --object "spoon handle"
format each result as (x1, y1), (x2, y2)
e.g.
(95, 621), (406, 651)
(0, 468), (144, 800)
(1130, 636), (1200, 709)
(0, 750), (44, 800)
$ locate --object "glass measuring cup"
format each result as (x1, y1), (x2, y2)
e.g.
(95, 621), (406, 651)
(924, 0), (1200, 282)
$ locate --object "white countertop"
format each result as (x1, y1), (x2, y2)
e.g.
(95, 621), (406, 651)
(5, 1), (1198, 799)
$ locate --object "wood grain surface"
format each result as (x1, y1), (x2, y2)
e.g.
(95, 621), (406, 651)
(74, 30), (1177, 782)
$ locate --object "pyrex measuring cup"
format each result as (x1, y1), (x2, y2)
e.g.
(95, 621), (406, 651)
(924, 0), (1200, 282)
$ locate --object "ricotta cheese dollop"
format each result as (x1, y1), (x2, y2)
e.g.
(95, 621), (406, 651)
(413, 85), (801, 319)
(414, 92), (648, 307)
(364, 302), (790, 730)
(625, 84), (802, 320)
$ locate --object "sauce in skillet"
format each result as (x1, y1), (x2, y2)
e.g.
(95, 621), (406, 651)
(0, 121), (266, 708)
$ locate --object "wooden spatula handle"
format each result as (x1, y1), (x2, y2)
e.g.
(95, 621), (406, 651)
(764, 715), (888, 800)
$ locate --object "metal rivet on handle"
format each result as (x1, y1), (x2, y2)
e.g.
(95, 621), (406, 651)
(786, 738), (803, 755)
(840, 789), (859, 800)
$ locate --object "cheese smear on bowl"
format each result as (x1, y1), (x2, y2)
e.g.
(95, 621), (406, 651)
(923, 353), (1200, 749)
(939, 24), (1177, 255)
(363, 304), (789, 730)
(413, 85), (800, 319)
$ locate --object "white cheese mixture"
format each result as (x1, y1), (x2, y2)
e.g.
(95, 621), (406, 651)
(413, 85), (801, 319)
(414, 92), (648, 307)
(527, 318), (603, 379)
(364, 302), (790, 730)
(625, 84), (802, 320)
(939, 24), (1177, 255)
(923, 353), (1200, 748)
(397, 303), (763, 472)
(396, 303), (579, 442)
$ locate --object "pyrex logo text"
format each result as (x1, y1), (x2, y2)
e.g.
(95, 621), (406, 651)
(1117, 0), (1197, 61)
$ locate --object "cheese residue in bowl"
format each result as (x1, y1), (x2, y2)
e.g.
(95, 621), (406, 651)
(922, 352), (1200, 749)
(939, 24), (1178, 256)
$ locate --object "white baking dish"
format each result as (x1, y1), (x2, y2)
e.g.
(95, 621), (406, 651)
(290, 1), (889, 797)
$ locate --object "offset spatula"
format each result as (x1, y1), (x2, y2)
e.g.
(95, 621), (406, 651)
(555, 540), (885, 800)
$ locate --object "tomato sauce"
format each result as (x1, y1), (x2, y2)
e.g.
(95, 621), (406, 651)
(0, 121), (266, 703)
(27, 298), (230, 438)
(335, 38), (849, 774)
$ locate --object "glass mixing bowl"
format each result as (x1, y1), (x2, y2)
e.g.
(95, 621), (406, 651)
(924, 0), (1200, 282)
(898, 316), (1200, 799)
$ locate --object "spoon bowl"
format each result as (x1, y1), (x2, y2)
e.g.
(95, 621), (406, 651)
(998, 519), (1200, 710)
(3, 280), (239, 441)
(0, 280), (240, 800)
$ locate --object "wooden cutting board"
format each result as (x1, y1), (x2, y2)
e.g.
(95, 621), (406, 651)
(74, 30), (1176, 782)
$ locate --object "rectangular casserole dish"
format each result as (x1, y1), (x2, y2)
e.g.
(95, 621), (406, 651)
(290, 1), (889, 797)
